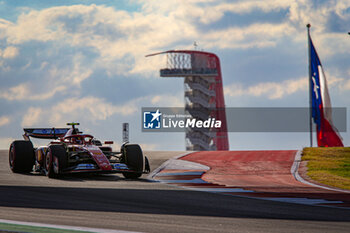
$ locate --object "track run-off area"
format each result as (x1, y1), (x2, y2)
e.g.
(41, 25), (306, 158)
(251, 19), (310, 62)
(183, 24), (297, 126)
(0, 150), (350, 233)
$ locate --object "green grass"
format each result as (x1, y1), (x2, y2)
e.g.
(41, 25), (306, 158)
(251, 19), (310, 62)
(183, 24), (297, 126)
(302, 147), (350, 190)
(0, 222), (90, 233)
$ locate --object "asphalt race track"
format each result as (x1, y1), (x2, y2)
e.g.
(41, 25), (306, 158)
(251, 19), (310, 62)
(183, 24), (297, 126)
(1, 150), (350, 233)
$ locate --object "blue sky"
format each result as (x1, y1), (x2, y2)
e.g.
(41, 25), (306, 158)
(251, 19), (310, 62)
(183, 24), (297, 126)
(0, 0), (350, 150)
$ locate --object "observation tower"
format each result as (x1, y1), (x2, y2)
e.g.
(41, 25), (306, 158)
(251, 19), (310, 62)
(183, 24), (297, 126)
(146, 50), (229, 151)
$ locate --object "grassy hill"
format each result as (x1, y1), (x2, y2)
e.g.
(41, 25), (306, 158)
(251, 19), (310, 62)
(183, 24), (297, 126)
(302, 147), (350, 190)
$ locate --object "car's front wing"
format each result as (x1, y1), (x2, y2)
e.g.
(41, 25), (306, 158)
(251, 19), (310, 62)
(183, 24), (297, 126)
(61, 163), (148, 174)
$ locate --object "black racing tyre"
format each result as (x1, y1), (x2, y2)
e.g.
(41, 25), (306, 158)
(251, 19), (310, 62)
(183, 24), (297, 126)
(9, 140), (35, 173)
(144, 156), (150, 173)
(122, 144), (144, 179)
(122, 171), (142, 179)
(45, 145), (67, 178)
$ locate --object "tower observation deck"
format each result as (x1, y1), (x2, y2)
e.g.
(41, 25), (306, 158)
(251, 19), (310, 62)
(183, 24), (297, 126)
(146, 50), (229, 151)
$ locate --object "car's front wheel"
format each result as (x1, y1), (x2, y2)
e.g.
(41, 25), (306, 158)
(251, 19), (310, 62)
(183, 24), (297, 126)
(121, 144), (144, 179)
(45, 145), (67, 178)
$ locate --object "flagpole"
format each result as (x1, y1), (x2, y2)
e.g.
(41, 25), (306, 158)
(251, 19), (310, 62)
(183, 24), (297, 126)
(307, 24), (313, 147)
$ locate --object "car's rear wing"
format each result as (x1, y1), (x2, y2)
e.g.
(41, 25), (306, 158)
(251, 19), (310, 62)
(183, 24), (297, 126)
(23, 128), (70, 140)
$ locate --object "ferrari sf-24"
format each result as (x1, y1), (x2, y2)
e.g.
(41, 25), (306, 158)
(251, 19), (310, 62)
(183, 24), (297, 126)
(9, 123), (150, 179)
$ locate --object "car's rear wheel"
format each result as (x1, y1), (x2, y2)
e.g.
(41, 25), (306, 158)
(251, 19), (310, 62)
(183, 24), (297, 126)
(121, 144), (144, 179)
(9, 140), (35, 173)
(9, 140), (34, 173)
(45, 145), (67, 178)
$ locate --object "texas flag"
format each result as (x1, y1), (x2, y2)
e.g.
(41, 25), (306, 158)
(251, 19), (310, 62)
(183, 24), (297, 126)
(309, 36), (343, 147)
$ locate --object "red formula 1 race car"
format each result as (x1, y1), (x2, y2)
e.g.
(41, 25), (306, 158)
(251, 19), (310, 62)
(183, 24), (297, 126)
(9, 123), (150, 179)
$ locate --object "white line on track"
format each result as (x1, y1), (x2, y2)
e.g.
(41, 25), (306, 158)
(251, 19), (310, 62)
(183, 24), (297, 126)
(186, 187), (254, 193)
(158, 178), (208, 184)
(261, 198), (343, 205)
(147, 152), (193, 179)
(155, 171), (205, 176)
(0, 219), (142, 233)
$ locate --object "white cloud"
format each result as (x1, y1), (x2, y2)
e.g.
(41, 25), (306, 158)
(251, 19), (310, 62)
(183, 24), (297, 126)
(225, 73), (348, 100)
(220, 0), (294, 14)
(49, 54), (93, 87)
(0, 84), (29, 100)
(16, 92), (183, 129)
(326, 75), (344, 87)
(48, 93), (183, 126)
(0, 2), (302, 77)
(289, 0), (350, 29)
(140, 0), (294, 24)
(203, 22), (294, 49)
(225, 77), (308, 99)
(343, 80), (350, 90)
(288, 0), (350, 56)
(0, 83), (66, 101)
(340, 69), (350, 91)
(48, 96), (139, 126)
(0, 2), (348, 99)
(0, 46), (19, 59)
(0, 46), (19, 71)
(0, 53), (92, 101)
(151, 94), (183, 107)
(22, 107), (42, 127)
(0, 116), (10, 127)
